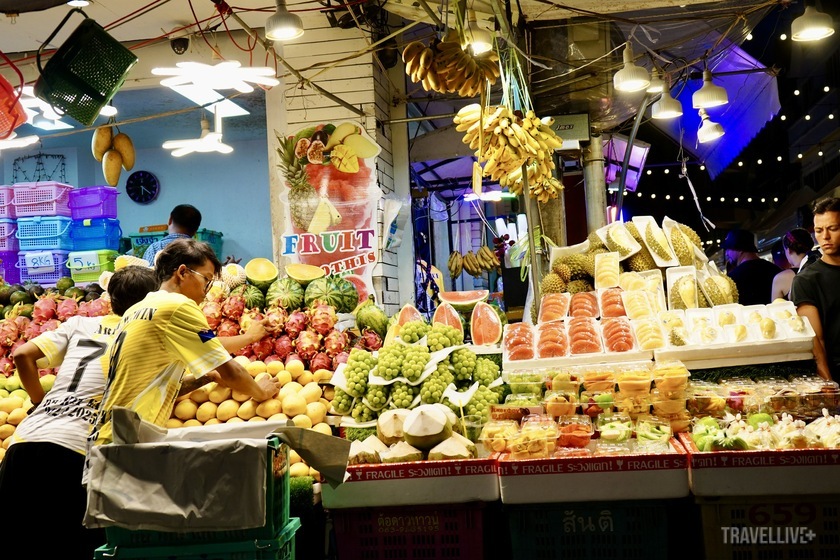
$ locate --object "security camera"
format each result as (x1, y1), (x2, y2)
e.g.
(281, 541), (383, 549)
(170, 35), (190, 55)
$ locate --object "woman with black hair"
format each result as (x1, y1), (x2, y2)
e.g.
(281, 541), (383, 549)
(770, 228), (814, 301)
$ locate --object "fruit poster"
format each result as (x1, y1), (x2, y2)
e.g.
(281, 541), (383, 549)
(277, 122), (382, 301)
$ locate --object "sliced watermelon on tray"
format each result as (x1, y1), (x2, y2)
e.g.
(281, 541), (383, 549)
(438, 289), (489, 313)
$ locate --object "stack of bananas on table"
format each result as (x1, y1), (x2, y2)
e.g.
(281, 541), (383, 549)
(453, 104), (564, 202)
(449, 247), (501, 278)
(402, 39), (500, 98)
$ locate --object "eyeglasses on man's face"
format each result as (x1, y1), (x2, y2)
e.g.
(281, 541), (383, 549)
(186, 267), (214, 294)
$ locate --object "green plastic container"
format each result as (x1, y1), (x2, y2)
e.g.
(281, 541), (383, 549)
(104, 437), (290, 547)
(195, 228), (223, 258)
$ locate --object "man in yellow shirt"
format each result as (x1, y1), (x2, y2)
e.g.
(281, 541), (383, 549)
(89, 238), (279, 446)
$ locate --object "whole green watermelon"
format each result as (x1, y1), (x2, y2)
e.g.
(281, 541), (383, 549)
(266, 277), (304, 310)
(354, 296), (389, 338)
(304, 277), (342, 309)
(244, 284), (265, 310)
(332, 277), (359, 314)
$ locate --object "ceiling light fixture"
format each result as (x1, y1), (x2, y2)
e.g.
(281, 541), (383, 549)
(465, 9), (493, 55)
(265, 0), (304, 41)
(697, 108), (725, 143)
(99, 104), (118, 117)
(791, 4), (835, 42)
(152, 61), (279, 93)
(0, 132), (39, 154)
(692, 69), (728, 109)
(613, 43), (650, 93)
(651, 77), (683, 119)
(162, 110), (233, 157)
(647, 72), (664, 94)
(66, 0), (90, 6)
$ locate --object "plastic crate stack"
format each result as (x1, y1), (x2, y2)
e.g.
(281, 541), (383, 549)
(93, 438), (300, 560)
(8, 181), (76, 286)
(66, 185), (121, 284)
(0, 185), (19, 284)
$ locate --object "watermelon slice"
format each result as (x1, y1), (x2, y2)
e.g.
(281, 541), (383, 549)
(395, 303), (423, 326)
(470, 301), (503, 345)
(432, 302), (464, 333)
(438, 289), (489, 313)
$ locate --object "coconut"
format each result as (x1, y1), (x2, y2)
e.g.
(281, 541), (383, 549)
(450, 431), (478, 458)
(380, 441), (424, 463)
(362, 435), (390, 454)
(348, 439), (381, 465)
(376, 408), (409, 445)
(427, 437), (471, 461)
(402, 405), (453, 451)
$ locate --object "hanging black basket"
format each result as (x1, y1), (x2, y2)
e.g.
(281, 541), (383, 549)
(33, 8), (138, 126)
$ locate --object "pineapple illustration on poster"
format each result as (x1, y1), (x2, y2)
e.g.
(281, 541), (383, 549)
(276, 122), (382, 301)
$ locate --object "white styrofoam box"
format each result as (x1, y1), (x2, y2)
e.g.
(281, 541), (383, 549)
(633, 215), (678, 268)
(593, 251), (620, 290)
(713, 303), (744, 328)
(595, 222), (641, 261)
(665, 266), (699, 310)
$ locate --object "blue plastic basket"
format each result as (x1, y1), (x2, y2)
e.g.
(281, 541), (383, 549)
(69, 185), (118, 220)
(15, 216), (73, 250)
(70, 217), (121, 251)
(17, 250), (71, 285)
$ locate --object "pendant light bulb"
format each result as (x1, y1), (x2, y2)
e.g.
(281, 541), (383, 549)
(466, 10), (493, 55)
(265, 0), (304, 41)
(697, 108), (725, 143)
(651, 79), (683, 120)
(613, 43), (650, 93)
(692, 69), (729, 109)
(791, 5), (835, 42)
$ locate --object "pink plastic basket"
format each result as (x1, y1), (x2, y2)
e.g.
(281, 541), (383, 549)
(69, 185), (118, 220)
(0, 251), (20, 284)
(17, 250), (70, 285)
(11, 181), (73, 217)
(0, 186), (14, 219)
(0, 219), (18, 252)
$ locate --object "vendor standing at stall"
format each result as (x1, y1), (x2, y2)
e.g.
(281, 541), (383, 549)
(142, 203), (202, 265)
(88, 238), (280, 447)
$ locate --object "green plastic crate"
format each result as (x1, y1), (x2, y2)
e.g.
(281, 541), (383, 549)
(128, 231), (165, 259)
(104, 437), (290, 547)
(95, 518), (300, 559)
(195, 228), (223, 258)
(67, 249), (117, 283)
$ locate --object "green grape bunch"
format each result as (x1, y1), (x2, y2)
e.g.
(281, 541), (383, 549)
(375, 343), (405, 380)
(351, 400), (377, 423)
(426, 324), (464, 352)
(402, 344), (431, 382)
(420, 360), (454, 404)
(331, 387), (354, 415)
(364, 383), (391, 410)
(446, 384), (499, 422)
(399, 320), (431, 344)
(390, 381), (419, 409)
(451, 348), (477, 382)
(344, 347), (376, 397)
(473, 356), (501, 387)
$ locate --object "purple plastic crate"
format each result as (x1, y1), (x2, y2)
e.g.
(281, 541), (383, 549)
(69, 185), (118, 220)
(0, 186), (14, 219)
(0, 251), (20, 284)
(17, 250), (70, 285)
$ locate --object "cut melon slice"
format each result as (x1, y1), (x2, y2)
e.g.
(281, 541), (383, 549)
(285, 263), (325, 286)
(432, 302), (464, 334)
(470, 301), (503, 345)
(439, 289), (489, 313)
(244, 258), (279, 291)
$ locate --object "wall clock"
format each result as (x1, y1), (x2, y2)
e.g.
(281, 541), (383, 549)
(125, 170), (160, 204)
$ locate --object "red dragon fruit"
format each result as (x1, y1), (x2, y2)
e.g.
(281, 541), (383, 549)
(217, 319), (241, 338)
(56, 298), (79, 321)
(0, 320), (19, 347)
(13, 315), (31, 333)
(360, 328), (383, 351)
(233, 344), (253, 358)
(0, 356), (13, 376)
(309, 351), (332, 372)
(323, 329), (349, 357)
(294, 329), (322, 362)
(239, 309), (265, 333)
(32, 296), (57, 323)
(264, 354), (282, 364)
(285, 310), (309, 339)
(221, 294), (246, 321)
(77, 300), (93, 317)
(9, 339), (26, 356)
(309, 302), (337, 336)
(273, 335), (293, 360)
(40, 319), (61, 333)
(263, 306), (288, 336)
(87, 298), (111, 317)
(251, 336), (274, 361)
(23, 320), (42, 341)
(332, 351), (349, 370)
(201, 300), (223, 330)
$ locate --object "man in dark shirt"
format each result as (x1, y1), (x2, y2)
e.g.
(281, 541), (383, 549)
(791, 197), (840, 380)
(722, 229), (781, 306)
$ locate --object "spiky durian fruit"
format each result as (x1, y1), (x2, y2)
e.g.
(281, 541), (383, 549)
(605, 224), (636, 257)
(550, 260), (572, 284)
(540, 272), (566, 294)
(677, 223), (703, 250)
(566, 279), (594, 294)
(703, 275), (738, 305)
(668, 226), (695, 266)
(645, 223), (674, 261)
(670, 275), (699, 310)
(587, 230), (608, 252)
(530, 301), (538, 323)
(559, 253), (590, 280)
(623, 222), (659, 272)
(698, 288), (711, 308)
(669, 327), (690, 346)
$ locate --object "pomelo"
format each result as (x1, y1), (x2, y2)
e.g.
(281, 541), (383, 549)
(470, 301), (503, 345)
(432, 302), (464, 334)
(439, 289), (489, 313)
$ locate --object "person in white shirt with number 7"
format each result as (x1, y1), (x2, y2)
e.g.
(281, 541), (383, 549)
(0, 265), (159, 559)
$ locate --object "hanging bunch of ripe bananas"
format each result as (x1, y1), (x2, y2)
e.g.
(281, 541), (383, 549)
(448, 246), (501, 278)
(453, 104), (565, 202)
(402, 39), (500, 98)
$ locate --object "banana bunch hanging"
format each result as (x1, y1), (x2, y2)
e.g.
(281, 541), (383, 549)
(402, 39), (500, 98)
(453, 104), (564, 202)
(449, 246), (501, 278)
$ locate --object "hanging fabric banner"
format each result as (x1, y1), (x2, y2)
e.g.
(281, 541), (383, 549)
(277, 122), (382, 300)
